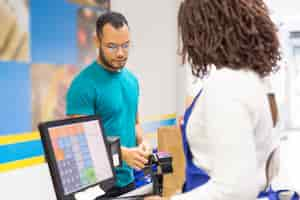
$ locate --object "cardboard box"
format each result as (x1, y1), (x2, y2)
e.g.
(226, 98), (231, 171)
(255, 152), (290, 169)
(158, 126), (185, 197)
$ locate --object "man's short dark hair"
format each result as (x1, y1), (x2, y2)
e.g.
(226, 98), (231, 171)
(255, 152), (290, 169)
(96, 11), (129, 38)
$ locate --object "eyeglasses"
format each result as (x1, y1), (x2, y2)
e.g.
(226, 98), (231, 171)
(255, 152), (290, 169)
(104, 42), (130, 53)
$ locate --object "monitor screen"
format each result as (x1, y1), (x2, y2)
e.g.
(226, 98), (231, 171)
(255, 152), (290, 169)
(39, 116), (115, 200)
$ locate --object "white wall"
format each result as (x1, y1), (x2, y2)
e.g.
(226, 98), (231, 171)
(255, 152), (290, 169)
(111, 0), (180, 118)
(266, 0), (300, 20)
(265, 0), (300, 34)
(0, 164), (57, 200)
(264, 0), (300, 129)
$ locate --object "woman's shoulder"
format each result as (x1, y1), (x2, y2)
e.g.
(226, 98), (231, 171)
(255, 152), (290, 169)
(204, 68), (265, 103)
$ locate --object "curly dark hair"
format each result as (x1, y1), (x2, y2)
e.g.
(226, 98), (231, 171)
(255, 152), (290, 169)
(178, 0), (281, 78)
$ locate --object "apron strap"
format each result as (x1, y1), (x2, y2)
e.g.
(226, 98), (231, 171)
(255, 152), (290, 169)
(182, 89), (203, 160)
(190, 89), (203, 110)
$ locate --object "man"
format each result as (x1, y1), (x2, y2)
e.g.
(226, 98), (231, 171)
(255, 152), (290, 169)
(66, 11), (150, 197)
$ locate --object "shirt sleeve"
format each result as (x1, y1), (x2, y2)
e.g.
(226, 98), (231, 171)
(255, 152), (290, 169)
(172, 89), (260, 200)
(66, 80), (96, 116)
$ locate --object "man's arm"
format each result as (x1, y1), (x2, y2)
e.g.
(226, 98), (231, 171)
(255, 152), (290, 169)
(136, 113), (144, 145)
(119, 113), (151, 170)
(118, 112), (150, 170)
(136, 113), (151, 154)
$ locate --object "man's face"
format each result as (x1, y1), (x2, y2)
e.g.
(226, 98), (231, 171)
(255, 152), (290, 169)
(96, 23), (130, 71)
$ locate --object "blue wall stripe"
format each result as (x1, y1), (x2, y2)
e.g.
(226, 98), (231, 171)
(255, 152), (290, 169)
(0, 118), (176, 165)
(141, 118), (176, 133)
(0, 140), (44, 164)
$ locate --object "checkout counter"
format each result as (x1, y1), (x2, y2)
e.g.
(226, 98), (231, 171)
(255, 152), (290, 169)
(38, 116), (172, 200)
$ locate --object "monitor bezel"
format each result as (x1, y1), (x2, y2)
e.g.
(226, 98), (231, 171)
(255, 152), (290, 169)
(39, 115), (116, 200)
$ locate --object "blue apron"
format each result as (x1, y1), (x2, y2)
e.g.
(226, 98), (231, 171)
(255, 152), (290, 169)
(181, 89), (299, 200)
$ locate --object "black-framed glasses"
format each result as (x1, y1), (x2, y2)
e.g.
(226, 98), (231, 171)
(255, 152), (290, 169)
(104, 42), (130, 53)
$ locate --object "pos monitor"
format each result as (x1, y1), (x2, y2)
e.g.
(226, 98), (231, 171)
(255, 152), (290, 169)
(39, 116), (115, 200)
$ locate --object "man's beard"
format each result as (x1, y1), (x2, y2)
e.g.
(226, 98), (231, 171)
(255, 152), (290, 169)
(99, 47), (126, 71)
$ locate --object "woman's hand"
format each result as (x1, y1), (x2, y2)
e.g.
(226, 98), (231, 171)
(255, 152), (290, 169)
(144, 196), (169, 200)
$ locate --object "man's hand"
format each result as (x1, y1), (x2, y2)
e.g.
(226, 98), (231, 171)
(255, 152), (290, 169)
(121, 147), (149, 170)
(138, 140), (152, 155)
